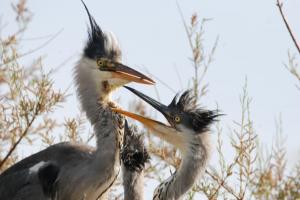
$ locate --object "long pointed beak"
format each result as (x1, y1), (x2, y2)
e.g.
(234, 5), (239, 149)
(111, 87), (186, 150)
(111, 108), (170, 130)
(111, 107), (181, 148)
(111, 63), (155, 85)
(123, 86), (172, 120)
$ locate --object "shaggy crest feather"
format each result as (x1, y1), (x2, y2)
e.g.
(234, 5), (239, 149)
(81, 0), (121, 60)
(81, 0), (105, 59)
(121, 121), (149, 172)
(169, 90), (220, 133)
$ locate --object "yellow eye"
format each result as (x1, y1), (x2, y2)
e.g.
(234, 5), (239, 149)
(174, 116), (181, 123)
(97, 59), (104, 67)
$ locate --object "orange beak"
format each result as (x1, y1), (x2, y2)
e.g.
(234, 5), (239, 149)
(109, 63), (155, 85)
(111, 108), (167, 130)
(111, 71), (154, 85)
(111, 107), (184, 150)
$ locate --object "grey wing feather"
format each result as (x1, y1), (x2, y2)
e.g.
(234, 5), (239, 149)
(38, 162), (60, 199)
(0, 142), (94, 200)
(1, 142), (94, 177)
(0, 168), (47, 200)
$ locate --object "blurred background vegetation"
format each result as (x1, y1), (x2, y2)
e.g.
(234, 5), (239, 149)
(0, 0), (299, 199)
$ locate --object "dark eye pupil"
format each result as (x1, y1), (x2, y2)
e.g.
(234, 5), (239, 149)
(97, 59), (104, 67)
(174, 116), (180, 122)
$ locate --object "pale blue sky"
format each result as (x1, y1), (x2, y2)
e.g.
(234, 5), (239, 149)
(1, 0), (300, 196)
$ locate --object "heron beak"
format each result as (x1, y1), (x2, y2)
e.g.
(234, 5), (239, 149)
(111, 107), (181, 148)
(123, 86), (172, 120)
(111, 87), (185, 148)
(110, 63), (155, 85)
(111, 108), (170, 130)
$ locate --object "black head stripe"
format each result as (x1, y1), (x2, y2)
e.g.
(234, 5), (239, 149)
(168, 90), (196, 111)
(190, 109), (219, 132)
(170, 90), (220, 132)
(81, 0), (105, 59)
(177, 90), (197, 111)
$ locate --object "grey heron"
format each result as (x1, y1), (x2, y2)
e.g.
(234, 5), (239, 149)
(112, 86), (219, 200)
(0, 1), (154, 199)
(121, 120), (149, 200)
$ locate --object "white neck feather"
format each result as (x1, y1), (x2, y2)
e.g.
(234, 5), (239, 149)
(153, 132), (211, 200)
(74, 56), (124, 146)
(74, 57), (111, 112)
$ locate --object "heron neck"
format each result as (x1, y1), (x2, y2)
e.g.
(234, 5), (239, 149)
(155, 133), (211, 200)
(122, 166), (145, 200)
(74, 57), (124, 199)
(75, 57), (111, 123)
(74, 56), (124, 156)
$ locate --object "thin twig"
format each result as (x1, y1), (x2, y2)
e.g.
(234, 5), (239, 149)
(177, 2), (196, 69)
(276, 0), (300, 54)
(0, 29), (63, 67)
(142, 67), (177, 94)
(205, 170), (241, 200)
(0, 115), (36, 168)
(173, 64), (183, 89)
(52, 54), (77, 74)
(19, 33), (62, 41)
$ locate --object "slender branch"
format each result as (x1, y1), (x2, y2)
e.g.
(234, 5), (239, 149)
(276, 0), (300, 54)
(173, 64), (183, 89)
(205, 170), (241, 200)
(176, 2), (195, 68)
(0, 29), (63, 67)
(0, 115), (36, 168)
(142, 67), (176, 94)
(206, 171), (232, 200)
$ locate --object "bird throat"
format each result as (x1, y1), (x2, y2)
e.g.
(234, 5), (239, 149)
(101, 80), (111, 94)
(97, 80), (122, 105)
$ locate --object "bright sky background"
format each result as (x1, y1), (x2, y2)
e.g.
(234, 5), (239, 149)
(1, 0), (300, 198)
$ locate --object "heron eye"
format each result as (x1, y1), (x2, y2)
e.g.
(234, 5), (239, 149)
(97, 59), (105, 67)
(174, 116), (181, 123)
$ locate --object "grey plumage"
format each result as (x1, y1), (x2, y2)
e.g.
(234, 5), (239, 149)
(121, 121), (149, 200)
(0, 143), (97, 200)
(38, 162), (60, 199)
(0, 160), (59, 200)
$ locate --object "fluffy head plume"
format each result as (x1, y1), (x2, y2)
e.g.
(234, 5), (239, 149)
(121, 121), (150, 172)
(169, 90), (220, 133)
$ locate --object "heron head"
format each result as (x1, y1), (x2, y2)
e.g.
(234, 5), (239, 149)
(121, 120), (150, 172)
(112, 87), (219, 151)
(80, 1), (154, 90)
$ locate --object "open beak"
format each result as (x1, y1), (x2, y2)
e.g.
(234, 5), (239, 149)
(124, 86), (172, 120)
(108, 63), (155, 85)
(111, 86), (185, 148)
(111, 108), (170, 130)
(111, 106), (183, 148)
(111, 86), (172, 130)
